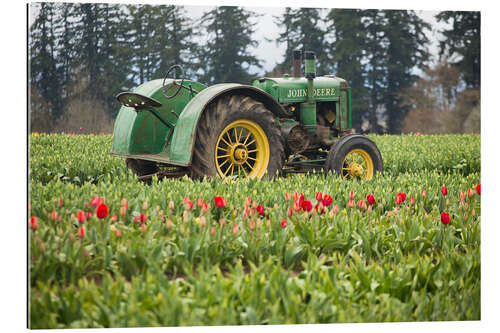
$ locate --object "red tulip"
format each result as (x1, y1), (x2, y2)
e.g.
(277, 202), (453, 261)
(441, 185), (448, 196)
(459, 192), (466, 202)
(134, 216), (139, 224)
(58, 199), (64, 208)
(51, 211), (58, 221)
(30, 216), (39, 230)
(96, 203), (109, 219)
(358, 200), (367, 210)
(441, 212), (450, 225)
(256, 205), (265, 216)
(293, 192), (299, 201)
(214, 196), (226, 208)
(410, 196), (415, 206)
(288, 208), (293, 217)
(421, 190), (426, 198)
(349, 190), (355, 200)
(87, 211), (93, 219)
(121, 198), (128, 209)
(140, 213), (147, 223)
(202, 202), (210, 213)
(78, 226), (85, 238)
(298, 193), (305, 207)
(315, 202), (325, 215)
(77, 210), (86, 223)
(366, 194), (376, 205)
(120, 206), (127, 216)
(280, 219), (288, 228)
(293, 200), (301, 212)
(185, 200), (193, 210)
(316, 192), (323, 201)
(347, 199), (356, 208)
(467, 188), (474, 198)
(322, 194), (333, 207)
(395, 192), (406, 205)
(197, 198), (203, 207)
(476, 183), (481, 195)
(285, 192), (290, 201)
(301, 200), (313, 212)
(90, 196), (100, 207)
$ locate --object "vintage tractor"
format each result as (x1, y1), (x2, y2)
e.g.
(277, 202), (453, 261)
(111, 50), (383, 181)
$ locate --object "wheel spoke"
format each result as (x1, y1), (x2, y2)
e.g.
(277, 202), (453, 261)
(245, 160), (255, 171)
(241, 164), (248, 177)
(247, 149), (258, 154)
(242, 133), (252, 145)
(223, 163), (233, 177)
(234, 128), (239, 143)
(247, 156), (257, 161)
(238, 127), (244, 143)
(218, 158), (229, 168)
(217, 146), (229, 152)
(217, 154), (230, 159)
(238, 165), (241, 177)
(220, 137), (231, 147)
(245, 138), (256, 147)
(225, 131), (233, 144)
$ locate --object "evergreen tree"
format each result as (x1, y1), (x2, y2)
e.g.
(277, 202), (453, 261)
(436, 11), (480, 88)
(326, 9), (369, 132)
(274, 8), (329, 75)
(29, 2), (62, 120)
(383, 10), (430, 133)
(198, 6), (262, 84)
(154, 5), (198, 80)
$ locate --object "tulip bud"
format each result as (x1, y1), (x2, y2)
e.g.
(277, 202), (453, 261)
(467, 188), (474, 198)
(134, 216), (139, 224)
(285, 192), (290, 201)
(249, 220), (255, 230)
(219, 218), (226, 226)
(347, 199), (355, 208)
(349, 190), (355, 200)
(421, 190), (426, 198)
(441, 186), (448, 196)
(358, 200), (367, 210)
(232, 224), (239, 235)
(121, 198), (128, 209)
(202, 202), (210, 213)
(472, 209), (476, 216)
(140, 213), (147, 223)
(280, 219), (288, 228)
(166, 218), (172, 229)
(184, 196), (190, 204)
(30, 216), (39, 230)
(120, 206), (127, 216)
(58, 199), (64, 208)
(210, 226), (216, 235)
(332, 204), (339, 215)
(293, 192), (299, 202)
(266, 219), (272, 228)
(274, 203), (279, 209)
(77, 210), (86, 223)
(183, 210), (189, 222)
(367, 205), (373, 214)
(288, 208), (293, 217)
(84, 249), (90, 258)
(200, 215), (206, 227)
(115, 228), (122, 238)
(141, 222), (146, 234)
(252, 200), (257, 209)
(197, 198), (203, 207)
(51, 211), (58, 221)
(169, 200), (175, 210)
(257, 218), (262, 227)
(78, 226), (85, 239)
(459, 191), (466, 202)
(410, 197), (415, 206)
(87, 211), (93, 219)
(69, 233), (75, 241)
(245, 196), (251, 207)
(316, 192), (323, 201)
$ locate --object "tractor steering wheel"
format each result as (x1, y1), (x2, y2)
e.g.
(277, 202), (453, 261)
(162, 65), (185, 99)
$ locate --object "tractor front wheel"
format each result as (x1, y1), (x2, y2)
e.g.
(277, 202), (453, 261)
(190, 95), (285, 180)
(324, 134), (383, 180)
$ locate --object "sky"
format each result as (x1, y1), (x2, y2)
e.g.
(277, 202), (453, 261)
(29, 2), (446, 76)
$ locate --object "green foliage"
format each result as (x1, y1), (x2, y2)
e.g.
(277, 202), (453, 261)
(198, 6), (262, 84)
(29, 133), (480, 327)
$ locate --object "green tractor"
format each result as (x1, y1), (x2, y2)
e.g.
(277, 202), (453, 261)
(111, 50), (383, 181)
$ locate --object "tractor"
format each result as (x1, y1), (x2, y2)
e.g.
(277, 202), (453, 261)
(111, 50), (383, 181)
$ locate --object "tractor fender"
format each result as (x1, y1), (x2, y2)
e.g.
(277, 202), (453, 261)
(168, 83), (288, 165)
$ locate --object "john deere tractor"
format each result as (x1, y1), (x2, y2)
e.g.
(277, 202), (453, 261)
(111, 50), (383, 181)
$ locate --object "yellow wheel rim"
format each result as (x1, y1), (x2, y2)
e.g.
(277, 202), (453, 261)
(215, 119), (270, 179)
(342, 149), (374, 180)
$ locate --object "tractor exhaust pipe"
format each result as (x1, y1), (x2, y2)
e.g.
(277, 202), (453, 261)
(293, 49), (302, 78)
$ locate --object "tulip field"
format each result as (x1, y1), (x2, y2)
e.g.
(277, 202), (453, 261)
(28, 133), (481, 328)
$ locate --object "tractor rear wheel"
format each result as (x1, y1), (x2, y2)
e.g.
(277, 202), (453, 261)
(324, 134), (383, 180)
(190, 95), (285, 180)
(126, 158), (158, 177)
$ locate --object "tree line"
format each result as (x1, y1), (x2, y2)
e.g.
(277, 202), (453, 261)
(29, 3), (480, 134)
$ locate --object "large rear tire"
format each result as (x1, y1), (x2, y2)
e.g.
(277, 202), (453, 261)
(324, 134), (383, 180)
(190, 95), (285, 180)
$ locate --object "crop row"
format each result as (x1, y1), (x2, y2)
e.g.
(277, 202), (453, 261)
(29, 170), (480, 327)
(28, 133), (481, 184)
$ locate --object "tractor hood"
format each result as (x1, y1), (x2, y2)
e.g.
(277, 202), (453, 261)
(252, 75), (348, 103)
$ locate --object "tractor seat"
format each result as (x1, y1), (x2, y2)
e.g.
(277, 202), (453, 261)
(116, 92), (162, 110)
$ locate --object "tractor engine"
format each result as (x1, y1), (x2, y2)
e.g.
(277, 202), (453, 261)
(251, 50), (351, 157)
